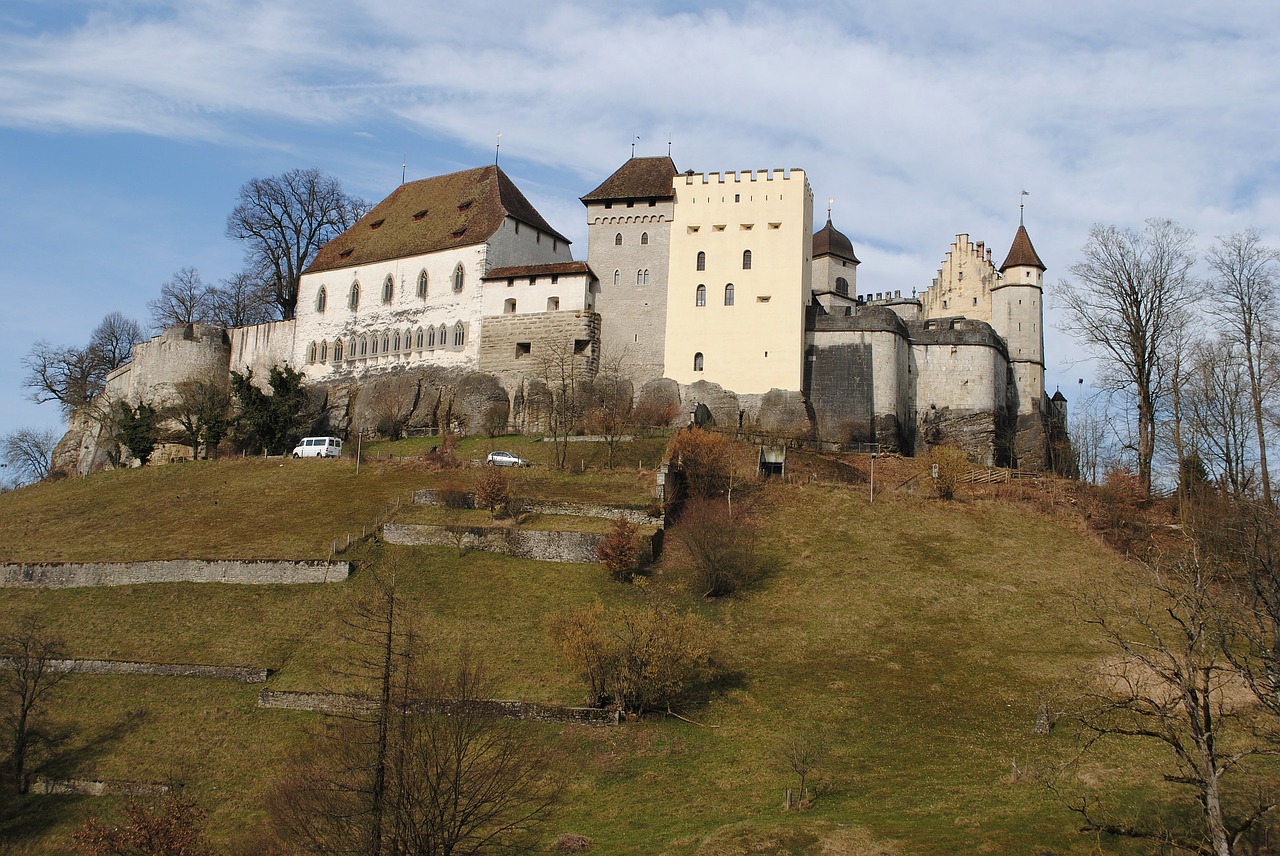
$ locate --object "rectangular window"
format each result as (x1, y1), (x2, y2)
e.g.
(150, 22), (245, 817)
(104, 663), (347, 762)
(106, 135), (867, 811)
(516, 342), (531, 358)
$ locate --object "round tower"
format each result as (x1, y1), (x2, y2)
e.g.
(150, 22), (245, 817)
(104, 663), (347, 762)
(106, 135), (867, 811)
(990, 223), (1046, 415)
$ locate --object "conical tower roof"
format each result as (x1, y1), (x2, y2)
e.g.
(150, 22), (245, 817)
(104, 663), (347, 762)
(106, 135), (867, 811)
(812, 218), (860, 264)
(998, 224), (1045, 273)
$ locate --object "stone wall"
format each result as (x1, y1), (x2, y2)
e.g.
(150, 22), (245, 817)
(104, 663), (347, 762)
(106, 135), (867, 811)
(477, 310), (600, 381)
(412, 491), (661, 525)
(383, 523), (604, 564)
(0, 559), (350, 588)
(1, 658), (272, 683)
(259, 690), (619, 725)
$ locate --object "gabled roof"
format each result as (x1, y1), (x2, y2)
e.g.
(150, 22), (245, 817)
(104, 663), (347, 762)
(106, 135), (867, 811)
(812, 219), (860, 264)
(998, 224), (1046, 272)
(581, 156), (678, 203)
(482, 261), (595, 280)
(306, 166), (569, 275)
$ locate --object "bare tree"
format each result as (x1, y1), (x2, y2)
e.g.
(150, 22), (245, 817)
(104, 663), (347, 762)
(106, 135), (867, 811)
(1, 614), (68, 795)
(1059, 559), (1277, 856)
(535, 337), (590, 471)
(208, 268), (279, 328)
(1057, 219), (1198, 494)
(584, 352), (634, 469)
(1206, 230), (1280, 505)
(1, 427), (59, 485)
(1070, 394), (1113, 485)
(779, 728), (826, 809)
(148, 267), (215, 330)
(1185, 338), (1258, 497)
(226, 169), (370, 320)
(22, 312), (142, 412)
(170, 379), (231, 461)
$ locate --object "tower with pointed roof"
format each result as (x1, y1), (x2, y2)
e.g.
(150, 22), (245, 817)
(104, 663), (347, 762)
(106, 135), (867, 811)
(581, 156), (679, 381)
(991, 222), (1046, 416)
(810, 216), (860, 312)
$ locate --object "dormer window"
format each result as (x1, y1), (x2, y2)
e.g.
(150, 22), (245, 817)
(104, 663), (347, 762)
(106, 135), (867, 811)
(370, 218), (385, 230)
(412, 209), (429, 221)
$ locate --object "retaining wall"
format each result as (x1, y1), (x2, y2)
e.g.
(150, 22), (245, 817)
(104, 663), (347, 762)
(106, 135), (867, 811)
(29, 778), (171, 797)
(259, 690), (618, 725)
(413, 490), (661, 525)
(0, 559), (351, 588)
(0, 658), (272, 683)
(383, 523), (603, 563)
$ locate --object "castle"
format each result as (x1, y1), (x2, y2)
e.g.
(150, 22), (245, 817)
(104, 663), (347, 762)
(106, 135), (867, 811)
(56, 156), (1066, 473)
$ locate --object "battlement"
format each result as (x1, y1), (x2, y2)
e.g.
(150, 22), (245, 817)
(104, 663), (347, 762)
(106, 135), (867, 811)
(680, 168), (805, 185)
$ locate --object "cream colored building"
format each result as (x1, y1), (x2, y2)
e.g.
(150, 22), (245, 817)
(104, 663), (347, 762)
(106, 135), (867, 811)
(663, 169), (813, 394)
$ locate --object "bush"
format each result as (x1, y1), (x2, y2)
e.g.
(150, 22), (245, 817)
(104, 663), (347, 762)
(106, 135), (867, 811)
(666, 427), (734, 499)
(474, 466), (511, 516)
(436, 481), (471, 510)
(596, 517), (648, 582)
(928, 445), (969, 500)
(674, 498), (763, 597)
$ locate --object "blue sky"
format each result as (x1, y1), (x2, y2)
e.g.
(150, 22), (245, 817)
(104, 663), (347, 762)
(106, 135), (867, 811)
(2, 0), (1278, 445)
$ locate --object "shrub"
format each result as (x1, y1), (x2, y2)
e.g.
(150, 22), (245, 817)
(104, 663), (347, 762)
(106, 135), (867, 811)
(474, 466), (510, 516)
(666, 427), (734, 499)
(553, 833), (595, 852)
(928, 445), (969, 500)
(436, 480), (471, 510)
(596, 517), (648, 582)
(674, 498), (763, 597)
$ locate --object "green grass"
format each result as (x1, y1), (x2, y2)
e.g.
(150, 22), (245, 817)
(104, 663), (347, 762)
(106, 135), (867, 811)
(0, 453), (1186, 853)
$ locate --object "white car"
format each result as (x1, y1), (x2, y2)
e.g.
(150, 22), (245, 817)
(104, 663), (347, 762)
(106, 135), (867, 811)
(292, 437), (343, 458)
(486, 450), (531, 467)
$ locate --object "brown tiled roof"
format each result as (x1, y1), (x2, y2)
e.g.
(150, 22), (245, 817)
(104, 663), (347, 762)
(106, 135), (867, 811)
(812, 219), (860, 264)
(998, 224), (1046, 272)
(581, 156), (678, 202)
(306, 166), (569, 275)
(482, 261), (594, 280)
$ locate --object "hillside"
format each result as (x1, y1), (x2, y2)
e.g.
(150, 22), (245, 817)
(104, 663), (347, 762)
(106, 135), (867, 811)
(0, 440), (1163, 854)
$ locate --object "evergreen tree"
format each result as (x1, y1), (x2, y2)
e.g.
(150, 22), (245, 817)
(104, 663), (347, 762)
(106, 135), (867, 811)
(114, 401), (161, 465)
(230, 366), (311, 454)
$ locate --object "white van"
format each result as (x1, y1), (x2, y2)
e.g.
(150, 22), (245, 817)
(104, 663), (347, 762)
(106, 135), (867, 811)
(292, 437), (343, 458)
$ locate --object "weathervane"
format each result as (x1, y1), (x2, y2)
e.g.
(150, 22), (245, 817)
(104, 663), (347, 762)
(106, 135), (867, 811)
(1020, 189), (1029, 225)
(495, 133), (502, 166)
(827, 197), (834, 221)
(667, 134), (672, 157)
(632, 135), (640, 158)
(401, 156), (407, 186)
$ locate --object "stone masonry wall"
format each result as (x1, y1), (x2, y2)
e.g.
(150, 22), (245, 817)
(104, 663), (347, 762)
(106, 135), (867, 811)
(0, 560), (350, 588)
(412, 490), (661, 525)
(477, 310), (600, 380)
(0, 658), (272, 682)
(383, 523), (603, 563)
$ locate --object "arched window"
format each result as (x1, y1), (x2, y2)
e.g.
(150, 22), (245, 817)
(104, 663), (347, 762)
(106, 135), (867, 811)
(742, 249), (752, 270)
(319, 341), (328, 362)
(370, 335), (378, 355)
(696, 251), (706, 271)
(349, 281), (360, 310)
(417, 269), (428, 299)
(615, 232), (623, 246)
(334, 339), (344, 361)
(316, 286), (327, 313)
(382, 274), (394, 303)
(416, 327), (424, 349)
(393, 331), (401, 351)
(505, 298), (517, 314)
(438, 324), (448, 347)
(613, 269), (620, 286)
(636, 270), (643, 285)
(643, 269), (650, 285)
(694, 352), (704, 372)
(835, 277), (849, 296)
(453, 322), (465, 347)
(427, 326), (436, 348)
(452, 263), (465, 293)
(405, 329), (413, 351)
(381, 333), (390, 353)
(308, 342), (317, 363)
(547, 296), (559, 311)
(695, 284), (706, 307)
(724, 283), (734, 306)
(359, 336), (368, 357)
(640, 232), (649, 245)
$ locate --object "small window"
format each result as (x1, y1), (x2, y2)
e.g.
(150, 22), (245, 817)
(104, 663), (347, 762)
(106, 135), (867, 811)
(438, 324), (447, 346)
(547, 297), (559, 311)
(334, 339), (344, 361)
(382, 334), (390, 353)
(505, 298), (517, 314)
(973, 296), (979, 306)
(370, 335), (378, 355)
(427, 326), (435, 348)
(694, 352), (704, 372)
(613, 269), (620, 286)
(640, 232), (649, 245)
(835, 277), (849, 296)
(615, 233), (623, 246)
(319, 341), (327, 362)
(742, 249), (752, 270)
(452, 264), (465, 293)
(393, 331), (401, 351)
(643, 269), (650, 286)
(349, 282), (360, 310)
(453, 322), (465, 347)
(382, 274), (394, 303)
(516, 342), (531, 358)
(370, 218), (385, 230)
(359, 336), (368, 357)
(574, 339), (589, 354)
(413, 209), (429, 221)
(316, 286), (327, 313)
(696, 284), (706, 307)
(724, 283), (734, 306)
(416, 328), (424, 349)
(308, 342), (317, 363)
(417, 270), (428, 298)
(696, 251), (706, 271)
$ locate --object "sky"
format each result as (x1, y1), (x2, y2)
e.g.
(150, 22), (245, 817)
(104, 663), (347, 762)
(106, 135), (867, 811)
(2, 0), (1278, 449)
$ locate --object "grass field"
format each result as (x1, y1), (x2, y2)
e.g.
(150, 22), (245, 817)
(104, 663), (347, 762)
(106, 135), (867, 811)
(0, 443), (1202, 854)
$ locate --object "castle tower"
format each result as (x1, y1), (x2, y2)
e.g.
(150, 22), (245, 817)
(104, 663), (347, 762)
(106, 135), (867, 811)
(581, 156), (679, 382)
(811, 218), (860, 298)
(991, 223), (1047, 415)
